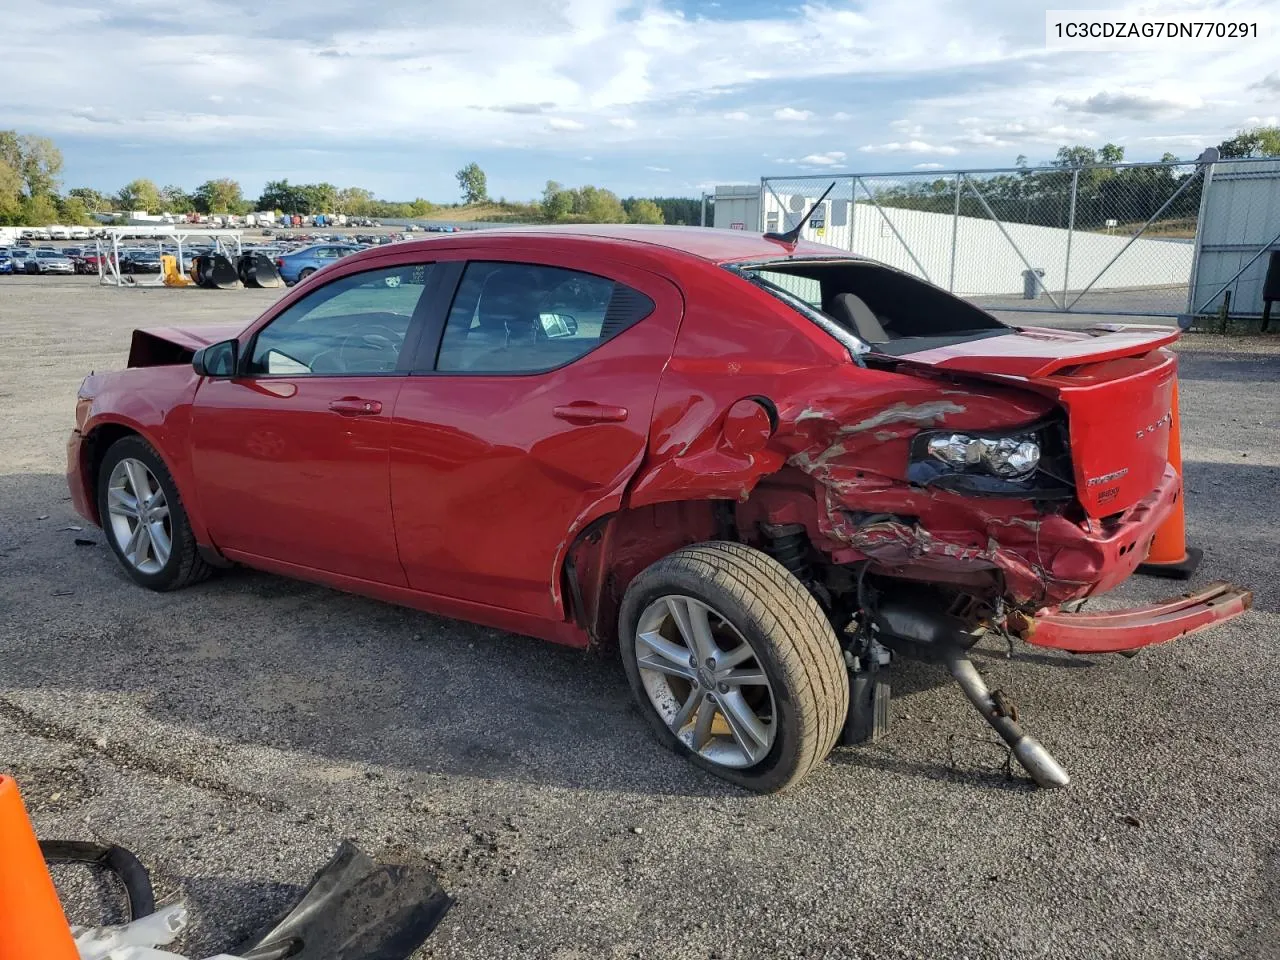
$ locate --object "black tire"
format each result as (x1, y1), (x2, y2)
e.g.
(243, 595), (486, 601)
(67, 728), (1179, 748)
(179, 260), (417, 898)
(96, 435), (212, 592)
(297, 267), (315, 282)
(619, 541), (849, 792)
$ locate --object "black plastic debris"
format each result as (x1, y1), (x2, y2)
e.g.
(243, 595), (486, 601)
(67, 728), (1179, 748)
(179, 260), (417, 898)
(237, 253), (284, 289)
(237, 840), (452, 960)
(192, 254), (241, 290)
(40, 840), (157, 922)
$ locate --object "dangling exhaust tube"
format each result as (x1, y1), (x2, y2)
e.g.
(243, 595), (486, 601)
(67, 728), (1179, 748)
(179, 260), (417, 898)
(944, 650), (1071, 789)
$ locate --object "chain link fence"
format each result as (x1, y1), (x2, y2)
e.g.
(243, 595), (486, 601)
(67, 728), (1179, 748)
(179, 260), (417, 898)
(760, 160), (1211, 316)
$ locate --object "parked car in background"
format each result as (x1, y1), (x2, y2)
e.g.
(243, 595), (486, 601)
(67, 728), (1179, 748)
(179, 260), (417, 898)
(9, 248), (32, 271)
(26, 249), (75, 274)
(0, 250), (13, 274)
(123, 250), (164, 274)
(275, 243), (361, 285)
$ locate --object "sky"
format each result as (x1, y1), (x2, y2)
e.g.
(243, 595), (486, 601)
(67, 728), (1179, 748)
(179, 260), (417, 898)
(1, 0), (1277, 202)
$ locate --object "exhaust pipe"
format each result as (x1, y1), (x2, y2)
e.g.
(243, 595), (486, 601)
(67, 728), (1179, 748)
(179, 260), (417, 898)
(944, 651), (1070, 789)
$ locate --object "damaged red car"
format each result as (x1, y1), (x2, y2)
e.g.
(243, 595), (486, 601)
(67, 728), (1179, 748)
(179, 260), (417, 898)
(67, 225), (1250, 792)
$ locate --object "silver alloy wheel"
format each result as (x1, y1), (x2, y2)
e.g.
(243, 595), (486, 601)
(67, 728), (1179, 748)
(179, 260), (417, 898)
(106, 458), (172, 575)
(634, 595), (777, 769)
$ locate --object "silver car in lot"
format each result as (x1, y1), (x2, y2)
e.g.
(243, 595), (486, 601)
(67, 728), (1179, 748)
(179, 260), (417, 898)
(27, 249), (76, 274)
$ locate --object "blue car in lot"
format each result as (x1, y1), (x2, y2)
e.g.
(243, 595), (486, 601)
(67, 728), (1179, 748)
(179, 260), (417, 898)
(0, 250), (13, 274)
(275, 244), (361, 285)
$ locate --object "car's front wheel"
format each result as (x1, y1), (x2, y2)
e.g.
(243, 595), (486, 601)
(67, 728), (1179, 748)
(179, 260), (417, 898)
(619, 541), (849, 792)
(96, 435), (212, 591)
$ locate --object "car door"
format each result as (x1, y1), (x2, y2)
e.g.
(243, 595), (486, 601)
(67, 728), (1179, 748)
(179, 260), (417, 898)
(190, 260), (442, 585)
(390, 253), (684, 620)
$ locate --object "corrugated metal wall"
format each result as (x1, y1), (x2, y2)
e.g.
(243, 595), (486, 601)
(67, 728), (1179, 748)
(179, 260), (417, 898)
(1190, 159), (1280, 316)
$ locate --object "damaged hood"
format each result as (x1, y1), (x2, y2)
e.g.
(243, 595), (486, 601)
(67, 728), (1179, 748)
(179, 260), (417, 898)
(127, 323), (245, 368)
(891, 324), (1180, 518)
(135, 323), (245, 352)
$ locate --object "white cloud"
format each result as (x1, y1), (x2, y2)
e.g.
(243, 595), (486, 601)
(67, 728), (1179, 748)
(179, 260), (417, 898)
(913, 162), (945, 170)
(951, 119), (1098, 148)
(0, 0), (1274, 190)
(1054, 90), (1203, 120)
(799, 151), (846, 165)
(644, 165), (670, 172)
(1250, 72), (1280, 94)
(1135, 134), (1209, 148)
(859, 140), (959, 155)
(1243, 115), (1280, 127)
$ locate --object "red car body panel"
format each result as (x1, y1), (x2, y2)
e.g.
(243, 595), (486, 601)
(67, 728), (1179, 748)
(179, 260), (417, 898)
(67, 226), (1247, 656)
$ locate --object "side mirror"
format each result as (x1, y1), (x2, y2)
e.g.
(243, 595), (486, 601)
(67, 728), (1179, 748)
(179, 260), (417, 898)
(192, 338), (239, 378)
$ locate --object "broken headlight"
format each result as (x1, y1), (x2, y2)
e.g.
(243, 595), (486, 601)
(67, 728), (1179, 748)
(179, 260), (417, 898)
(926, 434), (1040, 478)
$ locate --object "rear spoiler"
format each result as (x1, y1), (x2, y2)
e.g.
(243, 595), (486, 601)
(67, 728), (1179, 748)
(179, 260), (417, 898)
(896, 326), (1180, 380)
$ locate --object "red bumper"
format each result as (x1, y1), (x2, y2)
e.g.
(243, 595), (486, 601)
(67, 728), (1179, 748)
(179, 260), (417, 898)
(66, 429), (96, 525)
(1011, 581), (1253, 654)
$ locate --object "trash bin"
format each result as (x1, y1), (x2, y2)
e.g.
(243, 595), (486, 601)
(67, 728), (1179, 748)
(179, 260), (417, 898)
(1022, 267), (1046, 300)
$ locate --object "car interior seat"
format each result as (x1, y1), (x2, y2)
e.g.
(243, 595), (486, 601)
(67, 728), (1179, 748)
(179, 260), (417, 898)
(824, 292), (892, 343)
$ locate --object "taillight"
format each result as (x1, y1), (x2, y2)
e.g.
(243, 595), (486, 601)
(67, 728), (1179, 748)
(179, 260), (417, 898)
(276, 259), (284, 269)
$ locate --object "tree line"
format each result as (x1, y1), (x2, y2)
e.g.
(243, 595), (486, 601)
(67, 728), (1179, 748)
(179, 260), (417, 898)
(0, 132), (706, 228)
(5, 124), (1277, 230)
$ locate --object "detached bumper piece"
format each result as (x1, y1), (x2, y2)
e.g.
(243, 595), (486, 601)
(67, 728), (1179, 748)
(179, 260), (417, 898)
(1012, 581), (1252, 654)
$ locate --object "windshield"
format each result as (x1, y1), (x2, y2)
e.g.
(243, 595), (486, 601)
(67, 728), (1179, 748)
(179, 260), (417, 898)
(732, 257), (1010, 357)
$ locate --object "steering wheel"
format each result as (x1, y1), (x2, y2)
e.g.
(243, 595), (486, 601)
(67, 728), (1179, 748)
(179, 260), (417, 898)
(314, 322), (406, 373)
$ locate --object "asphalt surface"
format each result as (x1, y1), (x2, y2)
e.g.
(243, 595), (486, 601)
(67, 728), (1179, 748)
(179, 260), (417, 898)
(1, 275), (1278, 960)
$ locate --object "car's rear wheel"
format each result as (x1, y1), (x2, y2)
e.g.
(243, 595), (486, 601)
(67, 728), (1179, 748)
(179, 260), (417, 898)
(96, 436), (212, 591)
(619, 541), (849, 792)
(297, 267), (315, 281)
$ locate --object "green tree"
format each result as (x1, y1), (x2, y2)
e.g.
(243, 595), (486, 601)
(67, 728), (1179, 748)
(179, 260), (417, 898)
(21, 193), (58, 225)
(193, 178), (245, 214)
(408, 197), (435, 218)
(626, 197), (664, 224)
(1098, 143), (1125, 164)
(1217, 125), (1280, 158)
(541, 180), (573, 220)
(575, 185), (627, 223)
(456, 162), (488, 204)
(336, 186), (375, 216)
(0, 155), (22, 224)
(160, 184), (195, 213)
(295, 182), (337, 215)
(116, 178), (163, 213)
(68, 187), (109, 212)
(56, 195), (93, 225)
(259, 179), (305, 213)
(0, 132), (63, 197)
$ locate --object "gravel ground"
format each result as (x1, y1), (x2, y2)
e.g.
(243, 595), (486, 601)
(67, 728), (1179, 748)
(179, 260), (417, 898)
(1, 275), (1278, 960)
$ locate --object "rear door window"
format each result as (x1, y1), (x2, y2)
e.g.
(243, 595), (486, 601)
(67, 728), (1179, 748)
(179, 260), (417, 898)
(434, 262), (654, 373)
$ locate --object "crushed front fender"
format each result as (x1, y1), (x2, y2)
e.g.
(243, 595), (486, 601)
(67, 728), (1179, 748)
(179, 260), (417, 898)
(1010, 581), (1253, 654)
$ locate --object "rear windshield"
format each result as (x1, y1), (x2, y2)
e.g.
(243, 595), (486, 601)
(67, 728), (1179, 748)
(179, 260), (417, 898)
(733, 258), (1010, 355)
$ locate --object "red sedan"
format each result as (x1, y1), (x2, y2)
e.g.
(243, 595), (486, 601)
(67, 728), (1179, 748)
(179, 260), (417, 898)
(67, 225), (1249, 791)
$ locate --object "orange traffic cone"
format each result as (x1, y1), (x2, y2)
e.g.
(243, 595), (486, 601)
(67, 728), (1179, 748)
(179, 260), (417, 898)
(0, 775), (80, 960)
(1137, 379), (1203, 579)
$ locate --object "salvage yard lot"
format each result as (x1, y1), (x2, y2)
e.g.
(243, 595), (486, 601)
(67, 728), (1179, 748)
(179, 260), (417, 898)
(2, 274), (1279, 959)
